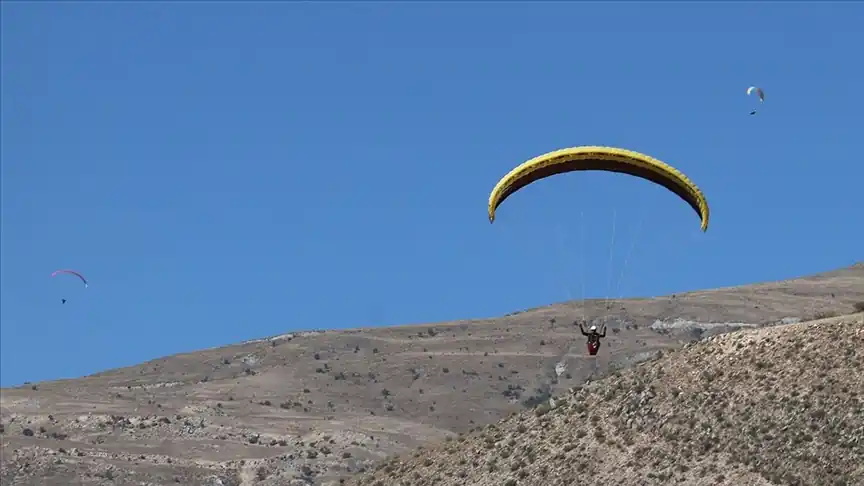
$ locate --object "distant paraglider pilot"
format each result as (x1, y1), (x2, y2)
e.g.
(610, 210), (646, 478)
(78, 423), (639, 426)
(51, 269), (87, 306)
(747, 86), (764, 116)
(580, 323), (606, 356)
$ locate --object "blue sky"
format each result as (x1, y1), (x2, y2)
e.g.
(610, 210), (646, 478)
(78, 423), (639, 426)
(1, 2), (861, 386)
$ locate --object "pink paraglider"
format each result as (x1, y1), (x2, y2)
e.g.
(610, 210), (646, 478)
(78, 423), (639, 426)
(51, 269), (88, 288)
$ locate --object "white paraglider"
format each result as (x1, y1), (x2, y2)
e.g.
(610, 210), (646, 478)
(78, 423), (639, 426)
(747, 86), (765, 115)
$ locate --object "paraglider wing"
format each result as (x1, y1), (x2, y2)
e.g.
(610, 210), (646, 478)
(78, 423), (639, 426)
(487, 146), (710, 232)
(51, 269), (88, 288)
(746, 86), (765, 103)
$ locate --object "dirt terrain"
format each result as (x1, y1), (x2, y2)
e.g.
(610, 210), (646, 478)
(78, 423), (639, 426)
(351, 312), (864, 486)
(1, 264), (862, 486)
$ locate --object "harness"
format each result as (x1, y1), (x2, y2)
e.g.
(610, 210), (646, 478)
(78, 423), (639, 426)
(586, 331), (601, 356)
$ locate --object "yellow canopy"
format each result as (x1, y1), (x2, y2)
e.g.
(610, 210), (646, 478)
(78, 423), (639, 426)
(488, 146), (709, 232)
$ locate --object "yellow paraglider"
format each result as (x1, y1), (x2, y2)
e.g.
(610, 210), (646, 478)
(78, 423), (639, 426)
(488, 146), (710, 232)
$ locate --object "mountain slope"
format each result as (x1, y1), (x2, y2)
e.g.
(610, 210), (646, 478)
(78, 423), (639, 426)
(1, 264), (862, 485)
(350, 312), (864, 486)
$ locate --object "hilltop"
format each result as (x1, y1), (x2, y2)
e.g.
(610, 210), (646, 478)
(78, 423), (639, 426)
(1, 264), (862, 485)
(350, 312), (864, 486)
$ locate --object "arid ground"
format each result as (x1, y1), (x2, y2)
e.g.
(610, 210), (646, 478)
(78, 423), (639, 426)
(1, 264), (862, 486)
(351, 312), (864, 486)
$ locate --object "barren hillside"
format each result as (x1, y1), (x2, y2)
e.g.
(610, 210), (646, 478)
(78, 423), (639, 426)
(350, 312), (864, 486)
(1, 264), (862, 486)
